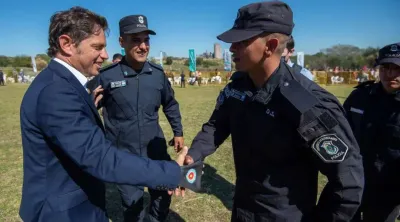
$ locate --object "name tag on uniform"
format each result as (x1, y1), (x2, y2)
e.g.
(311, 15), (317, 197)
(350, 107), (364, 114)
(110, 80), (127, 89)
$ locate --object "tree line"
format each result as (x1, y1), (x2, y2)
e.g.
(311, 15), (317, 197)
(0, 44), (380, 71)
(293, 44), (379, 71)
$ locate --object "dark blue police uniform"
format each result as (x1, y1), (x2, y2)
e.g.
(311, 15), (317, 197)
(92, 57), (183, 221)
(89, 14), (184, 222)
(187, 1), (364, 221)
(189, 61), (364, 221)
(344, 43), (400, 222)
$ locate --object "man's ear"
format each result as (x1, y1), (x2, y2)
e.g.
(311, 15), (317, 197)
(265, 38), (279, 56)
(119, 36), (124, 47)
(58, 34), (74, 56)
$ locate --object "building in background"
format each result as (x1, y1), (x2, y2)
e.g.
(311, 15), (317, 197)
(214, 43), (222, 59)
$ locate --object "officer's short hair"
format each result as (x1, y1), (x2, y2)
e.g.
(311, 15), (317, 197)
(286, 37), (295, 51)
(113, 53), (123, 61)
(261, 32), (290, 55)
(47, 7), (109, 57)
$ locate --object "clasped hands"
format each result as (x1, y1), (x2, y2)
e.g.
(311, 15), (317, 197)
(168, 146), (197, 197)
(91, 85), (198, 197)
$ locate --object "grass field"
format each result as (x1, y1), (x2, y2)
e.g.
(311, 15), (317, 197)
(0, 83), (363, 222)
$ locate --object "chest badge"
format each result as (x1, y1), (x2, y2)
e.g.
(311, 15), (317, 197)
(110, 80), (127, 89)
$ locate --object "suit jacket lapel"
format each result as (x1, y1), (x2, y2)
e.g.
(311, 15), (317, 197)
(48, 61), (103, 128)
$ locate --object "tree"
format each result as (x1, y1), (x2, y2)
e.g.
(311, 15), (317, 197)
(35, 57), (48, 71)
(196, 57), (203, 66)
(0, 56), (10, 67)
(165, 56), (173, 65)
(13, 55), (32, 68)
(35, 54), (51, 63)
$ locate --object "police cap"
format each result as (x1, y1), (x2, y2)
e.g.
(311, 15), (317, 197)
(217, 1), (294, 43)
(377, 42), (400, 66)
(119, 15), (156, 36)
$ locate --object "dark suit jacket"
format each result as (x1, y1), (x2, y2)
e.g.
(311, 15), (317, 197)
(19, 60), (181, 222)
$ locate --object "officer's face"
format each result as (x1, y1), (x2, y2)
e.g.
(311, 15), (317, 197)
(61, 28), (109, 77)
(380, 63), (400, 93)
(230, 36), (267, 72)
(120, 32), (150, 64)
(281, 48), (294, 63)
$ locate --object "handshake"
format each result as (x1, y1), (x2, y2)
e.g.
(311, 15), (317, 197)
(170, 145), (203, 197)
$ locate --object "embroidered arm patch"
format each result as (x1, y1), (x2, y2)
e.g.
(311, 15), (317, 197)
(215, 91), (225, 110)
(311, 134), (348, 163)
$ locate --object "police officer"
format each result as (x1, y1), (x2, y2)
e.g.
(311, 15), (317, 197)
(281, 36), (314, 80)
(0, 69), (4, 86)
(344, 43), (400, 222)
(90, 15), (184, 222)
(181, 1), (364, 221)
(112, 53), (123, 63)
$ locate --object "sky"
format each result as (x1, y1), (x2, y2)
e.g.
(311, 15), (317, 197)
(0, 0), (399, 60)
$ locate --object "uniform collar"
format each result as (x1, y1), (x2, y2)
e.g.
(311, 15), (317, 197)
(371, 83), (400, 101)
(263, 62), (284, 93)
(119, 57), (153, 77)
(248, 62), (284, 104)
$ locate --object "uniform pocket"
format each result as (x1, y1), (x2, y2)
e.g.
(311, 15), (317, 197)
(46, 188), (88, 212)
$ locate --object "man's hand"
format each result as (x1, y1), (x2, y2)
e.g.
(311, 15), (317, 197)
(173, 136), (184, 152)
(168, 146), (189, 196)
(93, 85), (104, 108)
(172, 154), (194, 197)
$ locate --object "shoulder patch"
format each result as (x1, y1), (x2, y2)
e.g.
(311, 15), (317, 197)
(215, 88), (227, 110)
(280, 80), (319, 114)
(148, 61), (164, 72)
(230, 71), (247, 81)
(99, 62), (118, 73)
(311, 134), (348, 163)
(355, 80), (375, 89)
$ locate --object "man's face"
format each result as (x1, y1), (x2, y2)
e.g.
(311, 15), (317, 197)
(120, 32), (150, 64)
(230, 36), (267, 72)
(379, 63), (400, 93)
(70, 28), (108, 77)
(281, 47), (294, 63)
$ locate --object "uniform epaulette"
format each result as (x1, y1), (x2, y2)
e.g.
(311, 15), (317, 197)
(148, 61), (164, 71)
(99, 62), (119, 73)
(280, 80), (319, 114)
(355, 80), (375, 89)
(230, 71), (246, 81)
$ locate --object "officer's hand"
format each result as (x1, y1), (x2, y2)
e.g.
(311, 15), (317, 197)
(173, 137), (184, 152)
(93, 85), (104, 108)
(168, 146), (189, 196)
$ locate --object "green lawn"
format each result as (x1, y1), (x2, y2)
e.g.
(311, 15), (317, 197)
(0, 83), (367, 222)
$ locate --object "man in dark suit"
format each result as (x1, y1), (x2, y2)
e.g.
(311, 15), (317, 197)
(19, 7), (189, 222)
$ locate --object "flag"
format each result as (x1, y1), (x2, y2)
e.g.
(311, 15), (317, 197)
(159, 51), (163, 67)
(189, 49), (196, 72)
(223, 49), (232, 71)
(297, 52), (304, 67)
(31, 56), (37, 73)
